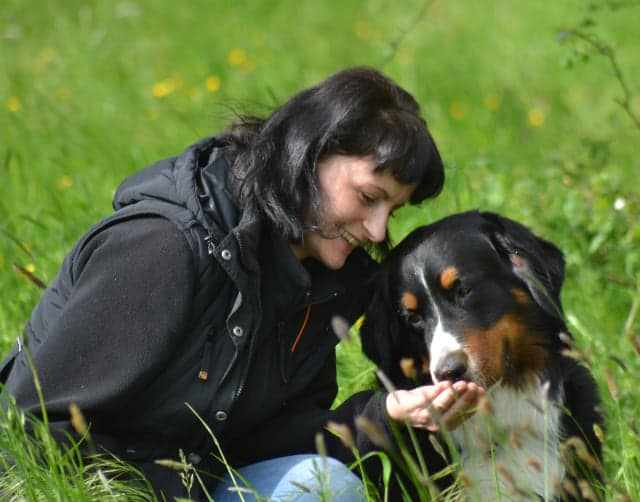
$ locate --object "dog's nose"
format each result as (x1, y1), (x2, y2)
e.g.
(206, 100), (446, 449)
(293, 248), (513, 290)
(434, 350), (468, 382)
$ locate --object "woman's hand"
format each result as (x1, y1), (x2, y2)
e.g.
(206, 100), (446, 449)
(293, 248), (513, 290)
(385, 381), (485, 432)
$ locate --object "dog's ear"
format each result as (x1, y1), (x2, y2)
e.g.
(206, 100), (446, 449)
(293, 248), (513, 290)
(481, 211), (566, 320)
(359, 268), (406, 382)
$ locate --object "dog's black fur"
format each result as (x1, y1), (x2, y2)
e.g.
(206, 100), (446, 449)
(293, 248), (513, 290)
(360, 211), (603, 500)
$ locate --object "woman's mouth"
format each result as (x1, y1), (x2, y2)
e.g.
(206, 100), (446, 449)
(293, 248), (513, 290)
(338, 227), (361, 247)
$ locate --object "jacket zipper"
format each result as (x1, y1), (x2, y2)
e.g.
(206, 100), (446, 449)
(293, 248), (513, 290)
(205, 232), (216, 255)
(197, 340), (213, 381)
(277, 322), (289, 384)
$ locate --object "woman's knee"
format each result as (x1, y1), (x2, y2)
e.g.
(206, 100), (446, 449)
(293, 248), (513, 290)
(212, 454), (366, 501)
(272, 455), (365, 501)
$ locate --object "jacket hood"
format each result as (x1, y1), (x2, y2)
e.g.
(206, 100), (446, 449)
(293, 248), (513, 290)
(112, 136), (240, 240)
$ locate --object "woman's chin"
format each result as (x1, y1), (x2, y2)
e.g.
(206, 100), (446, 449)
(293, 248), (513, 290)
(321, 244), (354, 269)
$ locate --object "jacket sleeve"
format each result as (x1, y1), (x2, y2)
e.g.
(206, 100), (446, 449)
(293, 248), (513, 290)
(5, 217), (197, 422)
(224, 347), (394, 468)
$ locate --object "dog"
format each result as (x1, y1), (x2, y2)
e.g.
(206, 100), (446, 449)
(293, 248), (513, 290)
(360, 210), (603, 500)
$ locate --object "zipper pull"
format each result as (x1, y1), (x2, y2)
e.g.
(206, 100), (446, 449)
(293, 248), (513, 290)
(198, 340), (213, 381)
(204, 232), (215, 255)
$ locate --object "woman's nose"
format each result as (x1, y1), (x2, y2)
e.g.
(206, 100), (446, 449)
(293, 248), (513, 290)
(363, 209), (390, 243)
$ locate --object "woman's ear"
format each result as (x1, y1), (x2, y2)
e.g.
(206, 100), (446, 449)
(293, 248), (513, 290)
(482, 211), (566, 320)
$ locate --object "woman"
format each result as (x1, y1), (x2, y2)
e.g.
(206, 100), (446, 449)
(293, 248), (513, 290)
(1, 67), (483, 500)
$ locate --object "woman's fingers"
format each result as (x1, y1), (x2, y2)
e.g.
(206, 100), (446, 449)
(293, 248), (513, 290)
(440, 382), (485, 430)
(386, 383), (449, 424)
(385, 381), (485, 431)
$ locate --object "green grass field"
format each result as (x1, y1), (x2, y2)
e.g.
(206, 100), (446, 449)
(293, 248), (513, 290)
(1, 0), (639, 499)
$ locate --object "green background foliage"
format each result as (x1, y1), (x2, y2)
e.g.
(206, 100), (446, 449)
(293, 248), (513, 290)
(1, 0), (639, 499)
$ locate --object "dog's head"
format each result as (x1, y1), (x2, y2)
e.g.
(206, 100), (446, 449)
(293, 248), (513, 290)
(361, 210), (569, 390)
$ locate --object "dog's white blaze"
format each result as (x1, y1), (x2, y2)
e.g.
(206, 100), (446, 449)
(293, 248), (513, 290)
(451, 382), (565, 500)
(429, 319), (462, 381)
(414, 263), (462, 382)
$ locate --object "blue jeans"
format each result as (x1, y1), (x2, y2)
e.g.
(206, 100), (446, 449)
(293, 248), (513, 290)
(210, 454), (367, 501)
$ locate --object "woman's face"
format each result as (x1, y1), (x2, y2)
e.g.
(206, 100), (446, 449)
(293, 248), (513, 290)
(291, 154), (417, 269)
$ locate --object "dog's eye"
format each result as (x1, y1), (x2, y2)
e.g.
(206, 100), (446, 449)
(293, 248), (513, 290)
(407, 313), (422, 324)
(403, 311), (424, 329)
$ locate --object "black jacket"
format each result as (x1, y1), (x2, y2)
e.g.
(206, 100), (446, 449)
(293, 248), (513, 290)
(1, 136), (390, 498)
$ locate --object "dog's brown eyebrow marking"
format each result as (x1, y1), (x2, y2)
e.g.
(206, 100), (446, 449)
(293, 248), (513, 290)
(440, 266), (459, 290)
(401, 291), (418, 311)
(512, 288), (531, 304)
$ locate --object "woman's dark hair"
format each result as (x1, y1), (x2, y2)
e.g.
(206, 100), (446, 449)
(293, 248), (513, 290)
(221, 66), (444, 252)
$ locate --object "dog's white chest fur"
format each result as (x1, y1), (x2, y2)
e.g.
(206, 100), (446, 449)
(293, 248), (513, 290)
(450, 384), (565, 501)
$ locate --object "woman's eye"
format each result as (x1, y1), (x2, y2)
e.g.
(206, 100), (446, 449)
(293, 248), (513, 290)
(360, 192), (377, 206)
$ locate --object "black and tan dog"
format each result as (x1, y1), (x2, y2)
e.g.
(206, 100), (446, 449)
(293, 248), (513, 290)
(360, 211), (603, 500)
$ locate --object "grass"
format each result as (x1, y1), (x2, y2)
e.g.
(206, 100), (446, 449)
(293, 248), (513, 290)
(1, 0), (639, 499)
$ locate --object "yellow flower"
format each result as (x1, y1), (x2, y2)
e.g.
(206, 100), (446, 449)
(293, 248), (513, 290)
(484, 93), (501, 110)
(205, 75), (221, 93)
(8, 96), (21, 112)
(450, 102), (467, 120)
(58, 175), (73, 189)
(354, 21), (372, 40)
(151, 76), (182, 98)
(152, 82), (171, 98)
(354, 315), (365, 332)
(228, 48), (247, 66)
(527, 108), (545, 127)
(25, 263), (36, 273)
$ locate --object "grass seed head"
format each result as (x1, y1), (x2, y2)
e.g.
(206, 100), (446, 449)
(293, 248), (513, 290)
(355, 415), (390, 449)
(428, 433), (449, 462)
(457, 470), (472, 489)
(561, 478), (579, 499)
(520, 419), (538, 438)
(593, 423), (605, 443)
(331, 315), (352, 343)
(578, 479), (598, 502)
(525, 457), (542, 472)
(314, 431), (328, 456)
(561, 348), (584, 361)
(477, 395), (494, 415)
(509, 430), (522, 449)
(563, 436), (601, 471)
(325, 420), (354, 449)
(154, 459), (187, 471)
(603, 367), (619, 400)
(496, 464), (527, 497)
(400, 357), (417, 380)
(288, 480), (312, 493)
(559, 331), (574, 346)
(613, 492), (633, 502)
(69, 403), (88, 436)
